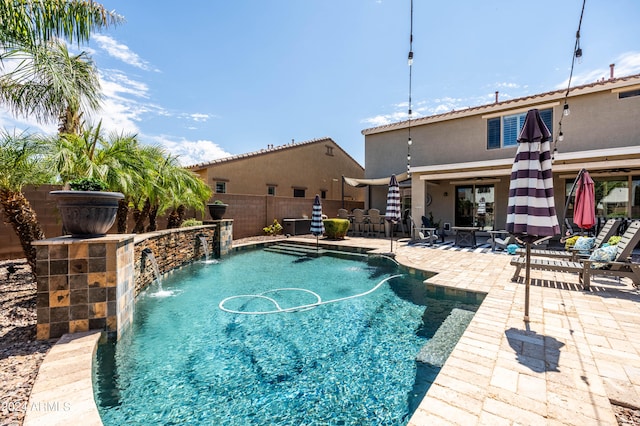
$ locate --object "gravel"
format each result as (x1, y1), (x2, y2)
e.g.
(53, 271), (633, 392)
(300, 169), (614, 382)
(0, 236), (638, 425)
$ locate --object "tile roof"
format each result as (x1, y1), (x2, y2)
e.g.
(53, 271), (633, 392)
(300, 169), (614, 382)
(186, 137), (362, 170)
(362, 73), (640, 135)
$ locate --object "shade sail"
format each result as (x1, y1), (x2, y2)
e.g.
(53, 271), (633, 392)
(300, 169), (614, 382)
(343, 172), (410, 188)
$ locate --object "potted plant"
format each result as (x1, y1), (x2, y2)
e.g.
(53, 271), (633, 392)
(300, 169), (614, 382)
(207, 200), (228, 220)
(50, 177), (124, 237)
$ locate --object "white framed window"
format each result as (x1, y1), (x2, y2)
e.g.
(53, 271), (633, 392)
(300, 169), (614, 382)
(215, 182), (226, 193)
(487, 108), (553, 149)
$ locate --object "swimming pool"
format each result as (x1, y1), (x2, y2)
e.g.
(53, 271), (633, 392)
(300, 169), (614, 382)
(94, 247), (480, 425)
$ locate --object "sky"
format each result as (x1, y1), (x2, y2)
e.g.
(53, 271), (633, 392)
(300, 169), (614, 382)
(1, 0), (639, 167)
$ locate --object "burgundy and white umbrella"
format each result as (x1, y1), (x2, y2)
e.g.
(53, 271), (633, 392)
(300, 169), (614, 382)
(385, 174), (401, 252)
(506, 109), (560, 321)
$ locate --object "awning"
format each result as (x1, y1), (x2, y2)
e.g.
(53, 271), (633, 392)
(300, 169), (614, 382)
(343, 172), (410, 187)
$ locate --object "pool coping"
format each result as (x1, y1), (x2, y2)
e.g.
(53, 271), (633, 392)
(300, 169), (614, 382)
(23, 330), (103, 426)
(25, 237), (640, 425)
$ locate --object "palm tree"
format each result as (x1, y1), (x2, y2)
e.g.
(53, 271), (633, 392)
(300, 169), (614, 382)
(0, 1), (123, 49)
(0, 40), (102, 134)
(164, 166), (212, 229)
(0, 130), (52, 272)
(0, 1), (122, 267)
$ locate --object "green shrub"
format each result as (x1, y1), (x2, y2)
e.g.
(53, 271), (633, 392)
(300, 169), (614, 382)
(564, 235), (580, 250)
(69, 177), (108, 191)
(181, 218), (203, 227)
(323, 219), (349, 240)
(263, 219), (283, 235)
(607, 235), (621, 246)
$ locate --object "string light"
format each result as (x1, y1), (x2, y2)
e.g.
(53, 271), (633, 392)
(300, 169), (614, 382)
(406, 0), (414, 178)
(553, 0), (586, 160)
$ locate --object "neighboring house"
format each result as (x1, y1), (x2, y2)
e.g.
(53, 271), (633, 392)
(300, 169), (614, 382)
(361, 71), (640, 235)
(187, 137), (364, 202)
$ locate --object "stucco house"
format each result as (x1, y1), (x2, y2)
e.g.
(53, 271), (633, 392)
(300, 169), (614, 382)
(186, 137), (365, 238)
(187, 137), (364, 202)
(360, 70), (640, 238)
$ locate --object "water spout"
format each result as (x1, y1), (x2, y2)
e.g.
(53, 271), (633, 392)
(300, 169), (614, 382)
(197, 234), (210, 261)
(142, 248), (163, 291)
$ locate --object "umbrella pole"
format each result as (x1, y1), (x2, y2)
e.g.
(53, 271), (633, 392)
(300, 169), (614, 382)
(524, 242), (531, 322)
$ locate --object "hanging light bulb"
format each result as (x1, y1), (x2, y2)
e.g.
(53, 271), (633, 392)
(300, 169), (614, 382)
(558, 131), (564, 142)
(408, 51), (413, 66)
(407, 138), (412, 146)
(407, 154), (411, 161)
(563, 103), (570, 116)
(575, 47), (583, 64)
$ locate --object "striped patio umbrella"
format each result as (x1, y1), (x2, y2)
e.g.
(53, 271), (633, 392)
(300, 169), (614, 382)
(310, 194), (325, 251)
(506, 109), (560, 321)
(574, 169), (596, 232)
(385, 174), (401, 252)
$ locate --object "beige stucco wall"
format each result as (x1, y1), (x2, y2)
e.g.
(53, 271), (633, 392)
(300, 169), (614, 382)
(191, 138), (364, 202)
(363, 75), (640, 233)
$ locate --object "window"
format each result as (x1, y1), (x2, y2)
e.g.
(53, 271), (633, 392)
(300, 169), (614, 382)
(215, 182), (226, 193)
(293, 188), (305, 198)
(267, 186), (276, 196)
(487, 108), (553, 149)
(619, 89), (640, 99)
(320, 190), (327, 199)
(325, 145), (334, 156)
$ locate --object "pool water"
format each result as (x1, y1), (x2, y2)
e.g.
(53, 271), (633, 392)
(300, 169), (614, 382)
(94, 248), (480, 425)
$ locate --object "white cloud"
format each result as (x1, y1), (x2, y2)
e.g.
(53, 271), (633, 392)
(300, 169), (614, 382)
(93, 34), (159, 72)
(556, 51), (640, 89)
(190, 113), (210, 122)
(145, 134), (232, 166)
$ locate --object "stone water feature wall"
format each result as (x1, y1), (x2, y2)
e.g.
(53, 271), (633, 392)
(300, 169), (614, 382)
(33, 221), (233, 340)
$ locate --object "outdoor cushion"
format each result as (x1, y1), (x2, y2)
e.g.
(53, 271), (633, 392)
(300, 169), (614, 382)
(588, 245), (617, 269)
(573, 236), (595, 255)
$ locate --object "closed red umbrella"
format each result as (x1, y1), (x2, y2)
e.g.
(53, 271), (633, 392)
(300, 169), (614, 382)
(573, 170), (595, 231)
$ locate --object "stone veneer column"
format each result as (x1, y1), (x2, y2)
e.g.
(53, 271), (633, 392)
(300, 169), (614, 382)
(206, 219), (233, 257)
(32, 235), (135, 340)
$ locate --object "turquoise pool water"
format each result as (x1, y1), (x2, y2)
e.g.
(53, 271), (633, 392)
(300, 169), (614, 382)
(94, 248), (480, 425)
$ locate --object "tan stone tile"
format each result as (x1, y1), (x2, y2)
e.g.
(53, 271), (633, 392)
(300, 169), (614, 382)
(36, 324), (49, 340)
(49, 290), (69, 308)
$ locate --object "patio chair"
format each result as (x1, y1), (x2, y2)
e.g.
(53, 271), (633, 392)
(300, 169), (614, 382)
(367, 208), (385, 237)
(351, 209), (368, 236)
(510, 220), (640, 290)
(515, 218), (621, 260)
(337, 208), (349, 219)
(408, 215), (438, 244)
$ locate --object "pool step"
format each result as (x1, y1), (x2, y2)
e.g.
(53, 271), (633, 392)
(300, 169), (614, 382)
(264, 243), (369, 261)
(264, 243), (326, 257)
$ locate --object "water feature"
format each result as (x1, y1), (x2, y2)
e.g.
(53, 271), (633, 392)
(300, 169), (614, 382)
(141, 248), (170, 296)
(197, 233), (210, 261)
(95, 248), (482, 425)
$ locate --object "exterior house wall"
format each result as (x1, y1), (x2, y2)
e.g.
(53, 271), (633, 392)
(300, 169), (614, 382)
(362, 74), (640, 235)
(189, 137), (364, 202)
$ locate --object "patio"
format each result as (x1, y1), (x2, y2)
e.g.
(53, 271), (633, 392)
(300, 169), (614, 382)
(19, 235), (640, 425)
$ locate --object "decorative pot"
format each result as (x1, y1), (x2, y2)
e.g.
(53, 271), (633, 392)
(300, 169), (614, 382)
(50, 190), (124, 237)
(207, 203), (228, 220)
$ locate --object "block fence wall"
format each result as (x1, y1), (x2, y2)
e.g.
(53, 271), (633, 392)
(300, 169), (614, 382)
(0, 185), (363, 260)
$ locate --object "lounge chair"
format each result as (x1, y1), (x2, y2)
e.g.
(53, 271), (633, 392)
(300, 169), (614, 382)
(515, 218), (621, 260)
(510, 220), (640, 290)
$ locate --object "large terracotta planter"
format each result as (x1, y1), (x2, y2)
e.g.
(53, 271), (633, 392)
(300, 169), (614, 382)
(207, 203), (228, 220)
(50, 190), (124, 237)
